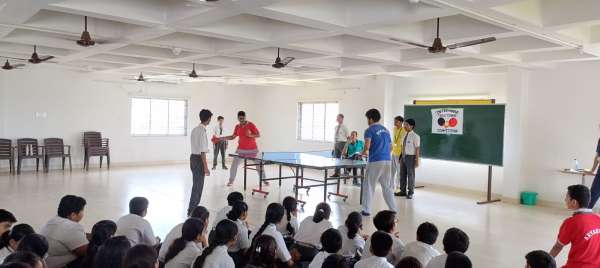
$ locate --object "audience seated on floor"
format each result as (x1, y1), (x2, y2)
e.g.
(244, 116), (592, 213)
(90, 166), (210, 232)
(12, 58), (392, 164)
(164, 218), (205, 268)
(308, 228), (342, 268)
(213, 192), (244, 228)
(0, 210), (17, 241)
(338, 211), (367, 257)
(226, 201), (251, 267)
(16, 234), (48, 262)
(0, 224), (34, 263)
(444, 252), (471, 268)
(525, 250), (556, 268)
(276, 197), (299, 240)
(321, 254), (351, 268)
(93, 236), (131, 268)
(245, 235), (278, 268)
(160, 206), (210, 263)
(425, 227), (469, 268)
(363, 210), (405, 266)
(250, 203), (293, 267)
(396, 256), (422, 268)
(81, 220), (116, 268)
(355, 231), (394, 268)
(116, 197), (159, 247)
(292, 202), (333, 262)
(401, 222), (440, 266)
(3, 251), (43, 268)
(193, 219), (237, 268)
(123, 244), (158, 268)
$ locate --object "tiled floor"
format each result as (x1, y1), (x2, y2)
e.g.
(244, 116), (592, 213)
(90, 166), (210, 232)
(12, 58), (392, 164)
(0, 164), (571, 267)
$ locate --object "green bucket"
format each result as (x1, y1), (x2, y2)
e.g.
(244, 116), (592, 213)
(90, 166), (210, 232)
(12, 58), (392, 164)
(521, 191), (538, 206)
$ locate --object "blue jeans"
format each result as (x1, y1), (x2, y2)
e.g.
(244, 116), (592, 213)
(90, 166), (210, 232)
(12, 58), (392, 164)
(589, 170), (600, 209)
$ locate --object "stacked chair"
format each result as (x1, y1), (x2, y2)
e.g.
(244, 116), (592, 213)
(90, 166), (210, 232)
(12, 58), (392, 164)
(83, 131), (110, 171)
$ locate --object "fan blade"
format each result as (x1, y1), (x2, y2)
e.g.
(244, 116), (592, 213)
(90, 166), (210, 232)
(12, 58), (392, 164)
(1, 56), (28, 61)
(281, 57), (295, 66)
(447, 37), (496, 49)
(242, 62), (272, 66)
(389, 38), (430, 48)
(13, 63), (25, 68)
(40, 55), (55, 61)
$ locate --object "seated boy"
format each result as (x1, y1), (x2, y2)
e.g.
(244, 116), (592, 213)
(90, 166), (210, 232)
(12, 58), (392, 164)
(342, 131), (365, 185)
(426, 227), (469, 268)
(401, 222), (440, 266)
(40, 195), (88, 268)
(355, 231), (394, 268)
(526, 250), (556, 268)
(549, 184), (600, 268)
(363, 210), (404, 266)
(445, 252), (471, 268)
(116, 197), (159, 247)
(0, 209), (17, 237)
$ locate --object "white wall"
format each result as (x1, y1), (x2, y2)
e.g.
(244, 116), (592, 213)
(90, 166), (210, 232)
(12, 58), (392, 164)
(0, 67), (258, 169)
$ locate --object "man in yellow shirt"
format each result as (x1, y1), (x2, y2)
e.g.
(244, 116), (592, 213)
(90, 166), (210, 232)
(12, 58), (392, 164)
(391, 116), (407, 196)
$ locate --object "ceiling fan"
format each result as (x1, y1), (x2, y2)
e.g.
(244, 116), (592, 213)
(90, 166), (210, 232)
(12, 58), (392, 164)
(184, 63), (222, 78)
(390, 18), (496, 53)
(127, 72), (180, 84)
(2, 60), (25, 70)
(242, 48), (295, 69)
(28, 45), (55, 63)
(77, 16), (95, 47)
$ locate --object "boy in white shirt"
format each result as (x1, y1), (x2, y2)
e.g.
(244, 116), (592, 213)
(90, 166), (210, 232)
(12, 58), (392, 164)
(426, 227), (470, 268)
(355, 231), (394, 268)
(40, 195), (89, 268)
(308, 228), (342, 268)
(213, 192), (244, 228)
(401, 222), (440, 266)
(363, 210), (405, 266)
(116, 197), (159, 247)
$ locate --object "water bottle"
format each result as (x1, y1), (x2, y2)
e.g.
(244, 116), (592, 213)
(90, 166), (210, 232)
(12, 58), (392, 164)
(574, 158), (580, 171)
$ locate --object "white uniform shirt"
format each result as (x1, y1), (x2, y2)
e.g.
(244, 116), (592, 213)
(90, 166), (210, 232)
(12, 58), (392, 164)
(308, 251), (332, 268)
(212, 206), (232, 229)
(253, 224), (291, 262)
(425, 254), (448, 268)
(402, 131), (420, 156)
(40, 216), (89, 268)
(354, 256), (394, 268)
(159, 222), (184, 262)
(294, 216), (333, 247)
(116, 214), (157, 246)
(401, 241), (440, 266)
(276, 214), (299, 237)
(335, 124), (350, 143)
(337, 224), (365, 257)
(202, 245), (234, 268)
(165, 241), (203, 268)
(0, 246), (14, 263)
(212, 125), (228, 138)
(363, 232), (405, 266)
(191, 124), (209, 155)
(229, 219), (251, 252)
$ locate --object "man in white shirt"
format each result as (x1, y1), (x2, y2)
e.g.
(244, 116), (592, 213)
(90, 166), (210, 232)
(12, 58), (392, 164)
(40, 195), (88, 268)
(332, 114), (349, 177)
(399, 118), (420, 199)
(212, 115), (228, 170)
(116, 197), (159, 247)
(401, 222), (440, 266)
(188, 109), (212, 215)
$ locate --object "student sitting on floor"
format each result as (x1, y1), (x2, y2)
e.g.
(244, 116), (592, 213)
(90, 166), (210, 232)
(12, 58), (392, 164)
(164, 218), (205, 268)
(396, 256), (422, 268)
(116, 197), (160, 247)
(4, 251), (44, 268)
(401, 222), (440, 266)
(160, 206), (210, 263)
(363, 210), (405, 266)
(308, 228), (343, 268)
(193, 219), (238, 268)
(425, 227), (469, 268)
(214, 192), (244, 228)
(0, 210), (16, 238)
(245, 235), (278, 268)
(276, 197), (298, 240)
(81, 220), (117, 268)
(0, 224), (34, 263)
(40, 195), (89, 268)
(338, 211), (367, 257)
(16, 234), (48, 262)
(226, 201), (251, 267)
(123, 244), (159, 268)
(292, 202), (333, 262)
(321, 254), (351, 268)
(444, 252), (471, 268)
(93, 236), (131, 268)
(549, 184), (600, 268)
(525, 250), (556, 268)
(250, 203), (294, 267)
(355, 231), (394, 268)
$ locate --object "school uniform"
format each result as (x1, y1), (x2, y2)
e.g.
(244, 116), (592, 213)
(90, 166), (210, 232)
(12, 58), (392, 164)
(40, 216), (89, 268)
(276, 213), (299, 237)
(189, 123), (210, 215)
(363, 232), (405, 266)
(294, 216), (333, 247)
(253, 224), (292, 263)
(308, 251), (332, 268)
(0, 246), (14, 263)
(362, 123), (397, 214)
(337, 225), (365, 257)
(400, 241), (440, 266)
(159, 222), (185, 262)
(425, 254), (447, 268)
(557, 208), (600, 268)
(203, 245), (235, 268)
(212, 124), (228, 169)
(214, 206), (232, 228)
(391, 127), (406, 190)
(115, 213), (158, 246)
(399, 130), (420, 196)
(229, 219), (251, 253)
(165, 241), (203, 268)
(354, 256), (394, 268)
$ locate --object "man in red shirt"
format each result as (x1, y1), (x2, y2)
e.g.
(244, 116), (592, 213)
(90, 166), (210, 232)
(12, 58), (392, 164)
(550, 184), (600, 268)
(224, 111), (264, 187)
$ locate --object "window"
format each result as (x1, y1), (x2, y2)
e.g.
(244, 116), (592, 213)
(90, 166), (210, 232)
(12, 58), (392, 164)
(297, 102), (339, 142)
(130, 97), (188, 136)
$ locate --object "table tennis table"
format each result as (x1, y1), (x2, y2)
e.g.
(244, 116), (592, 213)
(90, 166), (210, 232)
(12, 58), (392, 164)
(229, 150), (367, 205)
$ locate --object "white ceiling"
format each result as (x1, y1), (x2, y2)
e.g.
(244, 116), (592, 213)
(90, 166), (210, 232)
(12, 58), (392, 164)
(1, 0), (600, 85)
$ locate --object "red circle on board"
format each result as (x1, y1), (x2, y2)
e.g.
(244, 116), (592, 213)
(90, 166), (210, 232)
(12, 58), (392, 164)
(449, 118), (458, 127)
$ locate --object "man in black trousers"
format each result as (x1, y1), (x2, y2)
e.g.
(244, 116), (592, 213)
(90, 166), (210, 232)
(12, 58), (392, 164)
(188, 109), (212, 215)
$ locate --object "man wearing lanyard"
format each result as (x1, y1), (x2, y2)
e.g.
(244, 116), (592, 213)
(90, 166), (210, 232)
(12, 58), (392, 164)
(332, 114), (350, 177)
(224, 111), (264, 187)
(212, 116), (228, 170)
(549, 184), (600, 268)
(585, 137), (600, 209)
(188, 109), (212, 216)
(391, 116), (407, 196)
(398, 119), (420, 199)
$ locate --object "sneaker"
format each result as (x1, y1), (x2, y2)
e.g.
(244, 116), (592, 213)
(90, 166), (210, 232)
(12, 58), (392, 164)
(360, 211), (371, 217)
(226, 182), (233, 187)
(395, 192), (407, 197)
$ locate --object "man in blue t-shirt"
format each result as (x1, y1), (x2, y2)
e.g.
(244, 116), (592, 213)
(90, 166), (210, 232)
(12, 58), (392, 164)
(360, 108), (397, 216)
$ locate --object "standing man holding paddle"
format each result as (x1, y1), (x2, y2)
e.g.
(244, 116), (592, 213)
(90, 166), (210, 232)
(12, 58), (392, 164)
(224, 111), (265, 187)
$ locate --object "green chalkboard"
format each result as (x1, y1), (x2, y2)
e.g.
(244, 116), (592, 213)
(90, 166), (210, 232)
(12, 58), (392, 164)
(404, 105), (505, 166)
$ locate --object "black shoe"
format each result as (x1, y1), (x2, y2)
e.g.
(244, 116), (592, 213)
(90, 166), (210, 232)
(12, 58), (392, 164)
(395, 192), (407, 197)
(352, 179), (361, 186)
(407, 195), (413, 199)
(360, 211), (371, 217)
(222, 166), (228, 170)
(331, 173), (340, 178)
(212, 166), (216, 170)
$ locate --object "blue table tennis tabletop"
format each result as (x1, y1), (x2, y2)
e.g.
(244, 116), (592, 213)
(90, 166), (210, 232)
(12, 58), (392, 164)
(230, 150), (367, 169)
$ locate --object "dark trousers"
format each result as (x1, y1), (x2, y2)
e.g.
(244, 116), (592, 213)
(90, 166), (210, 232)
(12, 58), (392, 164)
(589, 170), (600, 209)
(333, 141), (346, 175)
(188, 154), (205, 215)
(345, 155), (363, 182)
(213, 141), (227, 168)
(399, 155), (416, 195)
